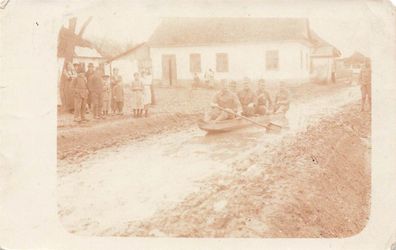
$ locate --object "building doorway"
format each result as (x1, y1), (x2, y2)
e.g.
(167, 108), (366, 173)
(161, 54), (177, 86)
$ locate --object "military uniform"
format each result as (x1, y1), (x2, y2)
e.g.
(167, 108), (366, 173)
(206, 90), (241, 121)
(73, 73), (89, 121)
(256, 89), (272, 115)
(237, 88), (257, 116)
(274, 88), (290, 114)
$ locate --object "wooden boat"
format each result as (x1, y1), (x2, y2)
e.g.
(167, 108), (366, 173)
(198, 115), (276, 133)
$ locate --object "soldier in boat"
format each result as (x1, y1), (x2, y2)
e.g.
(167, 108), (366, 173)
(273, 82), (290, 114)
(205, 80), (242, 122)
(237, 77), (257, 116)
(255, 79), (272, 115)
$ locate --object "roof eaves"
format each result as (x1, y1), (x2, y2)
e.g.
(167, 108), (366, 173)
(106, 42), (146, 63)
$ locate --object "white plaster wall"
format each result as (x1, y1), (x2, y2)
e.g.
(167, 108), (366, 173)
(311, 57), (333, 82)
(150, 41), (311, 83)
(110, 56), (139, 83)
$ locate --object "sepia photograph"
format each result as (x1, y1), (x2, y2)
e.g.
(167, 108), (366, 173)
(55, 2), (372, 238)
(2, 1), (396, 249)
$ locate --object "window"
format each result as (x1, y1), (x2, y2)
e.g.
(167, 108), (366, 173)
(266, 50), (279, 70)
(216, 53), (229, 72)
(189, 53), (201, 73)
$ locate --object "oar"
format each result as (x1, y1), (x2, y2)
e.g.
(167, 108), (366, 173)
(213, 105), (282, 131)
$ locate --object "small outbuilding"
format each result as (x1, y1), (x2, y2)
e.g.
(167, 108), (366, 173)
(309, 30), (341, 83)
(106, 43), (151, 83)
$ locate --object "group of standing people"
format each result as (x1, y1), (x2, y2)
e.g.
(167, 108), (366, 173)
(61, 62), (153, 123)
(205, 78), (290, 122)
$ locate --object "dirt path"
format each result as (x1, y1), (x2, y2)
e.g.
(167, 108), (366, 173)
(57, 85), (369, 237)
(119, 102), (370, 238)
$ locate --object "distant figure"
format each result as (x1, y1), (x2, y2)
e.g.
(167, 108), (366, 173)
(237, 78), (257, 117)
(62, 62), (77, 112)
(89, 68), (105, 119)
(205, 80), (242, 122)
(110, 68), (122, 114)
(72, 68), (89, 122)
(204, 68), (215, 88)
(192, 72), (201, 88)
(102, 75), (111, 116)
(359, 61), (371, 111)
(273, 82), (290, 114)
(141, 69), (152, 117)
(112, 77), (124, 115)
(256, 79), (272, 115)
(131, 72), (144, 118)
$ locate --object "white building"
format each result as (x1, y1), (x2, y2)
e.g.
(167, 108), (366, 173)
(106, 43), (150, 83)
(147, 17), (338, 86)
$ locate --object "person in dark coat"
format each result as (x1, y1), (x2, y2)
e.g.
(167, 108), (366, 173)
(110, 68), (122, 114)
(85, 63), (95, 112)
(73, 68), (89, 122)
(237, 78), (257, 116)
(112, 79), (124, 115)
(62, 62), (77, 112)
(89, 68), (105, 119)
(256, 79), (272, 115)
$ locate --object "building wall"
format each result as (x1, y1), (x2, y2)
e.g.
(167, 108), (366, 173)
(109, 45), (151, 83)
(150, 41), (311, 85)
(110, 56), (139, 83)
(311, 57), (335, 83)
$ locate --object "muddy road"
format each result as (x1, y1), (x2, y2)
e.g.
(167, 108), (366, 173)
(57, 86), (364, 236)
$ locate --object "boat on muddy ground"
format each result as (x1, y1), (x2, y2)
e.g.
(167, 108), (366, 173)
(197, 113), (288, 133)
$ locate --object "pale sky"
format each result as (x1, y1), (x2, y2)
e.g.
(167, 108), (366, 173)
(64, 0), (379, 58)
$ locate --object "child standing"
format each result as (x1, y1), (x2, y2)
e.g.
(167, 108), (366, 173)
(102, 75), (111, 116)
(112, 80), (124, 115)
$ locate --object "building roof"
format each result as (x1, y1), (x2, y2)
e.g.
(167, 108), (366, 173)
(148, 17), (314, 47)
(106, 42), (146, 63)
(309, 30), (341, 57)
(74, 46), (102, 58)
(344, 51), (369, 64)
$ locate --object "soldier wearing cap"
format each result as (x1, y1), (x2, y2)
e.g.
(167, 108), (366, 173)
(237, 77), (257, 116)
(256, 79), (272, 115)
(273, 81), (290, 114)
(205, 80), (242, 121)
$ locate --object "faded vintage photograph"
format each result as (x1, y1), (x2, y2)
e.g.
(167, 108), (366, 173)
(56, 3), (372, 237)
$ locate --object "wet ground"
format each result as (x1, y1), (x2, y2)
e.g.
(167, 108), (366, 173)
(57, 85), (361, 235)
